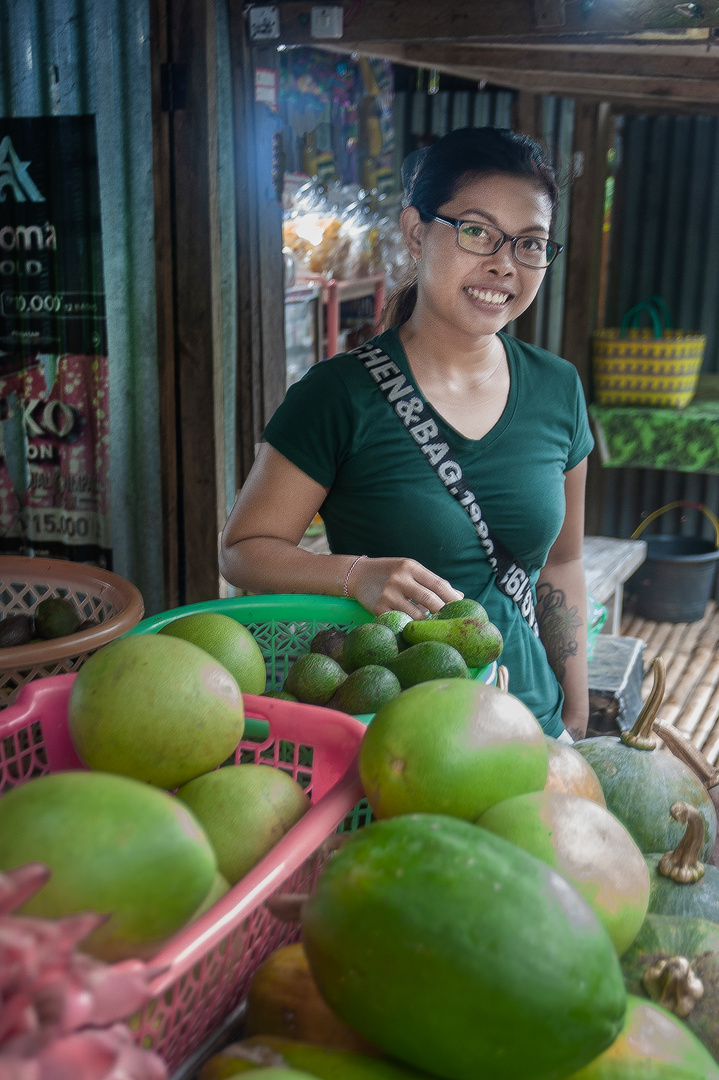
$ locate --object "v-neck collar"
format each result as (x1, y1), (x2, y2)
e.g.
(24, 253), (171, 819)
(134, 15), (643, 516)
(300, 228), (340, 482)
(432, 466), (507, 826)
(384, 327), (520, 450)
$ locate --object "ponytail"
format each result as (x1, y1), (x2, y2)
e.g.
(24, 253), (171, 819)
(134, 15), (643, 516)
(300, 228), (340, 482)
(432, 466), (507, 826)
(380, 272), (418, 330)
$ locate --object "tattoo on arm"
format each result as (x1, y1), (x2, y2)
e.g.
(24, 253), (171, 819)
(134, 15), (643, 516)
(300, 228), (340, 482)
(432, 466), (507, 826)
(535, 581), (581, 684)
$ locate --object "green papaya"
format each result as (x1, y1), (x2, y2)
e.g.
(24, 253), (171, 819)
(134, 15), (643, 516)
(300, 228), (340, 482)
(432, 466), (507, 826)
(401, 615), (502, 668)
(200, 1035), (433, 1079)
(302, 814), (626, 1080)
(384, 641), (467, 688)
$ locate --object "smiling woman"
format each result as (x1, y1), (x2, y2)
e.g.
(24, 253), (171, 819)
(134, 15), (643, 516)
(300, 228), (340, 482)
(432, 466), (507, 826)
(219, 127), (594, 743)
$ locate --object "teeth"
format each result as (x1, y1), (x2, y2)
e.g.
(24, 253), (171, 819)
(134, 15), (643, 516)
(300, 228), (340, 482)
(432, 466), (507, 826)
(465, 287), (509, 305)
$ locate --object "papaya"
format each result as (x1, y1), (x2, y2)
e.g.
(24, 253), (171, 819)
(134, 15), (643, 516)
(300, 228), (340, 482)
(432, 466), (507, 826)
(200, 1035), (433, 1079)
(301, 814), (626, 1080)
(244, 942), (380, 1054)
(564, 994), (719, 1079)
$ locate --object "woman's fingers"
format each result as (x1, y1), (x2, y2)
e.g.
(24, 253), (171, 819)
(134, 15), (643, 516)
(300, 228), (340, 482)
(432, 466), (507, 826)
(350, 557), (463, 617)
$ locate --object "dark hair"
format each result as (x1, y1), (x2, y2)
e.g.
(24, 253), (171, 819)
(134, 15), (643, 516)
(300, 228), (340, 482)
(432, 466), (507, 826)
(382, 127), (560, 329)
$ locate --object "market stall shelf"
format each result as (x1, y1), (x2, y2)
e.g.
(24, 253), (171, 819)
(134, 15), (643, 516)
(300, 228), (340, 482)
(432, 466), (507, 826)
(590, 374), (719, 475)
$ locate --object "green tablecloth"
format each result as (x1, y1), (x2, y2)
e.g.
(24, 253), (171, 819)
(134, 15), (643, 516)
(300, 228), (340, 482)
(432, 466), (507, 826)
(590, 375), (719, 474)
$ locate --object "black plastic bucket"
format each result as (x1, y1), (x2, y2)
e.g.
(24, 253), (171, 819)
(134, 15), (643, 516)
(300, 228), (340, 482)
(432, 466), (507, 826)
(625, 534), (719, 623)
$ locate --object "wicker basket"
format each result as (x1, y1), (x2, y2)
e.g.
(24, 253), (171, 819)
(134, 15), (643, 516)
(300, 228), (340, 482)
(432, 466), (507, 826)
(0, 556), (144, 704)
(592, 297), (705, 408)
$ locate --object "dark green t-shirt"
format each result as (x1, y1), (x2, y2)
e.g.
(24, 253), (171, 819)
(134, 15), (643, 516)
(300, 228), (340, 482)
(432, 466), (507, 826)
(264, 327), (594, 737)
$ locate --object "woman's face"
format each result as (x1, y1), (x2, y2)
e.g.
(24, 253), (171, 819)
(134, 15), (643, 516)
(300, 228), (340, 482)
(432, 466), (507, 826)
(401, 172), (554, 342)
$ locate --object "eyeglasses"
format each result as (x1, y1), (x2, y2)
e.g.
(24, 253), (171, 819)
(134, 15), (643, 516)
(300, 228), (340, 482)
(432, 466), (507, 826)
(428, 213), (563, 268)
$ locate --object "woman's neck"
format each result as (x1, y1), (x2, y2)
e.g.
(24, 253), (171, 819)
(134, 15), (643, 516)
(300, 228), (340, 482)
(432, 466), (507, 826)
(397, 313), (511, 441)
(398, 314), (504, 387)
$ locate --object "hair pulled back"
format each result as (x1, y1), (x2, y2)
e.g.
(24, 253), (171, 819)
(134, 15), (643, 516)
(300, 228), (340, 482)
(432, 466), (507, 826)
(382, 126), (559, 330)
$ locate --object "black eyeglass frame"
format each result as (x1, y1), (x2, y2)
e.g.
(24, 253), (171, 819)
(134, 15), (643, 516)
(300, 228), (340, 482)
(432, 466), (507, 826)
(427, 212), (563, 269)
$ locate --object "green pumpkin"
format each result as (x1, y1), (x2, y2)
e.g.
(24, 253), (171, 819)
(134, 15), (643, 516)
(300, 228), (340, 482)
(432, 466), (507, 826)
(573, 658), (716, 859)
(302, 813), (626, 1080)
(564, 994), (719, 1079)
(646, 801), (719, 924)
(622, 913), (719, 1065)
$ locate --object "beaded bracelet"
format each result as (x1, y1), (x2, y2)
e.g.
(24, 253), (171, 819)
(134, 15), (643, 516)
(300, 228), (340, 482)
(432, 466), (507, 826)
(343, 555), (368, 598)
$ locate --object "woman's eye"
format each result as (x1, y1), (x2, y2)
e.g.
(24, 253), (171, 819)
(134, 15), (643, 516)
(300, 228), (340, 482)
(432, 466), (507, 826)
(461, 224), (490, 239)
(518, 237), (547, 253)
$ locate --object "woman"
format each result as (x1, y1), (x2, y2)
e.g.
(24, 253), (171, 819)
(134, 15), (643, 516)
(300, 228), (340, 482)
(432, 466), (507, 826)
(220, 127), (594, 741)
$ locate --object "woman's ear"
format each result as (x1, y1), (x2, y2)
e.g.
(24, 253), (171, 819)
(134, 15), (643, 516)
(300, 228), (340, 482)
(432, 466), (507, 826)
(400, 205), (424, 261)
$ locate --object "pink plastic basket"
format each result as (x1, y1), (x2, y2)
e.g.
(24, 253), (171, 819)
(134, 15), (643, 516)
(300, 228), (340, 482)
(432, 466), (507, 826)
(0, 673), (368, 1071)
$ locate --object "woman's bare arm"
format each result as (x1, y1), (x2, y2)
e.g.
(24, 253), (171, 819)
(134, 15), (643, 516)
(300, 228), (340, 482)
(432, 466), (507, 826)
(219, 443), (463, 617)
(535, 459), (590, 741)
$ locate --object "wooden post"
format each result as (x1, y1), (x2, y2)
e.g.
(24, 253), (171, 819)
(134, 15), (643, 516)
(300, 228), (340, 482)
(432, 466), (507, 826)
(514, 91), (542, 346)
(150, 0), (223, 605)
(560, 100), (613, 534)
(149, 0), (179, 610)
(228, 3), (286, 485)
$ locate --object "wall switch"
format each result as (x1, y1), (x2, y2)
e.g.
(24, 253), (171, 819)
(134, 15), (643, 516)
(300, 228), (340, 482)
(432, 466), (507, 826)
(311, 5), (343, 38)
(247, 5), (280, 40)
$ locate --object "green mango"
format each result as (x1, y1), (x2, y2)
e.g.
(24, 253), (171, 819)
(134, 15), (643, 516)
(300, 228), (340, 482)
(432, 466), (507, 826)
(434, 598), (489, 622)
(384, 641), (467, 688)
(402, 615), (503, 668)
(342, 624), (399, 673)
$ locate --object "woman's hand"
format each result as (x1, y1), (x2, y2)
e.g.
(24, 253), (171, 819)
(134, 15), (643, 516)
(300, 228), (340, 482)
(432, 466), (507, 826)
(346, 556), (464, 618)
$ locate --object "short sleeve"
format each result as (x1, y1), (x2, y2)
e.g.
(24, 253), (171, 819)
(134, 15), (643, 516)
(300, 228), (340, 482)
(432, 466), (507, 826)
(566, 369), (594, 471)
(262, 360), (355, 487)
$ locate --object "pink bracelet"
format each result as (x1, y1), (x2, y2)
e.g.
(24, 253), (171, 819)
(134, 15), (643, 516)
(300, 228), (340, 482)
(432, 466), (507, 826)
(343, 555), (368, 598)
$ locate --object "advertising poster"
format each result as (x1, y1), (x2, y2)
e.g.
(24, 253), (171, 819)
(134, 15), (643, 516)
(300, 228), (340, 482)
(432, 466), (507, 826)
(0, 115), (111, 567)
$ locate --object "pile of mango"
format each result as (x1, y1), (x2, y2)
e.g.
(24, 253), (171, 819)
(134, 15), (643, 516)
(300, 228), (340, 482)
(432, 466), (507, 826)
(275, 599), (503, 715)
(0, 620), (310, 962)
(200, 675), (719, 1080)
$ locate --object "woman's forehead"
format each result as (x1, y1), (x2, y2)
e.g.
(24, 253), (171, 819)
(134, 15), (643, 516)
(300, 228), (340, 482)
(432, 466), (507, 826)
(446, 172), (553, 227)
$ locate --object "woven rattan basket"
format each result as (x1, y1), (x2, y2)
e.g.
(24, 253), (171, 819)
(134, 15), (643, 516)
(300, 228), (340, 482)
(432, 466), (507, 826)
(0, 556), (144, 704)
(592, 297), (705, 408)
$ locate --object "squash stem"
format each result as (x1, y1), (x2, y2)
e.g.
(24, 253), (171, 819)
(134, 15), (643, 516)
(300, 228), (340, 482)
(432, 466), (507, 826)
(621, 656), (665, 750)
(658, 801), (706, 883)
(643, 955), (704, 1018)
(653, 720), (719, 790)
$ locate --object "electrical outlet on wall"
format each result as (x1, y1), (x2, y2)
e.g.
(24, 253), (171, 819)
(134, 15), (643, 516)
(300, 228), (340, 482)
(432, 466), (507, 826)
(310, 6), (343, 38)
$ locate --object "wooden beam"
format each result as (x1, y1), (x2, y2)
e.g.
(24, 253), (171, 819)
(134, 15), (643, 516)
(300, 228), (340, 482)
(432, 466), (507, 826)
(327, 43), (719, 107)
(398, 42), (719, 81)
(272, 0), (719, 46)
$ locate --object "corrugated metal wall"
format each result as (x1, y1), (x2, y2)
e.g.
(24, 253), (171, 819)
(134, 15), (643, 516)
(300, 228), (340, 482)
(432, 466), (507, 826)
(1, 0), (165, 612)
(600, 113), (719, 546)
(393, 84), (575, 355)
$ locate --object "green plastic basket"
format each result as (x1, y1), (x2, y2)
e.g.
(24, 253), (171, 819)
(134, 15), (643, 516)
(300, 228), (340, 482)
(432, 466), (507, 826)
(126, 593), (496, 724)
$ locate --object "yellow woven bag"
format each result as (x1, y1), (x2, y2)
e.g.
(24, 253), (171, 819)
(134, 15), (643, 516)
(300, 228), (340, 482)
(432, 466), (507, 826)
(592, 296), (705, 408)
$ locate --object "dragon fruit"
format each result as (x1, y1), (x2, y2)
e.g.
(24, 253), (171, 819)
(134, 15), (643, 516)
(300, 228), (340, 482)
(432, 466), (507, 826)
(0, 863), (167, 1080)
